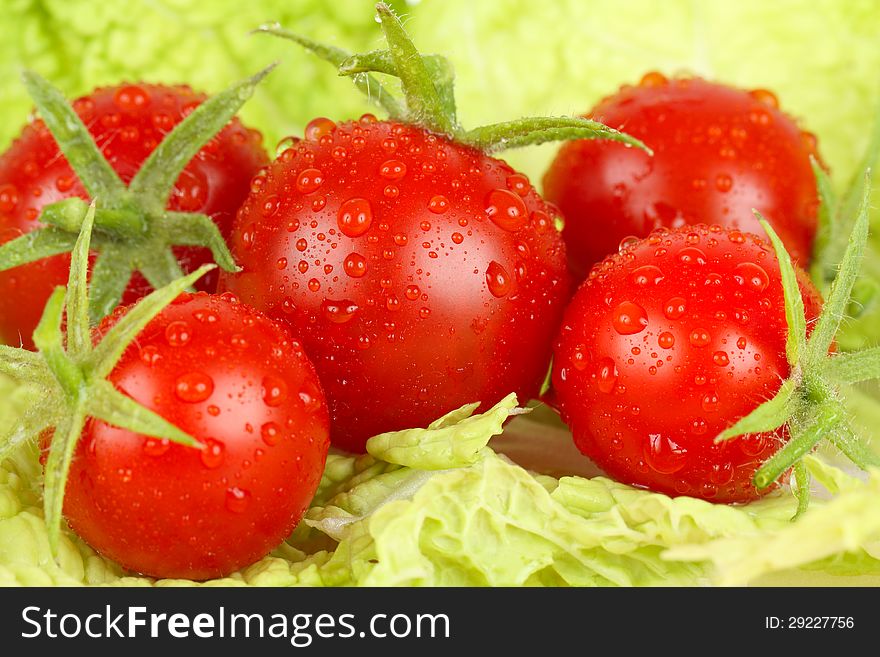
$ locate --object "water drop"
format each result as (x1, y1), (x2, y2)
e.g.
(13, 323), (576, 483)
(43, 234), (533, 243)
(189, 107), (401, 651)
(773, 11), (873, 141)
(658, 332), (675, 349)
(428, 195), (449, 214)
(296, 168), (324, 194)
(701, 391), (720, 412)
(143, 438), (170, 457)
(261, 422), (281, 446)
(343, 252), (367, 278)
(485, 188), (528, 231)
(200, 438), (225, 468)
(174, 372), (214, 403)
(379, 159), (407, 180)
(677, 247), (707, 265)
(689, 328), (711, 347)
(225, 486), (251, 513)
(733, 262), (769, 292)
(262, 375), (288, 407)
(630, 265), (664, 286)
(505, 173), (530, 196)
(714, 173), (733, 193)
(643, 434), (688, 474)
(113, 84), (150, 111)
(485, 260), (513, 297)
(337, 197), (373, 237)
(712, 351), (730, 366)
(305, 117), (336, 141)
(612, 301), (648, 335)
(321, 299), (359, 323)
(596, 357), (618, 393)
(405, 285), (420, 301)
(165, 321), (191, 347)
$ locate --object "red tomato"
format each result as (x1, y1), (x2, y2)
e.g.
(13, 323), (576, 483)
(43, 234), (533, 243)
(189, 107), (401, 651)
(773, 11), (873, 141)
(59, 292), (329, 580)
(0, 83), (268, 348)
(543, 74), (820, 280)
(219, 116), (571, 452)
(551, 224), (822, 503)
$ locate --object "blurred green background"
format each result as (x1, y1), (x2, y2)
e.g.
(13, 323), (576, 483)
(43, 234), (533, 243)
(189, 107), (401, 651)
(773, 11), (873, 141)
(1, 0), (880, 344)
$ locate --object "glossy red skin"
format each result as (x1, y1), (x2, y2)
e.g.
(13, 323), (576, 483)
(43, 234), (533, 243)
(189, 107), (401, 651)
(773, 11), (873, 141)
(219, 117), (571, 453)
(0, 83), (268, 349)
(61, 293), (330, 580)
(552, 225), (823, 503)
(543, 75), (820, 281)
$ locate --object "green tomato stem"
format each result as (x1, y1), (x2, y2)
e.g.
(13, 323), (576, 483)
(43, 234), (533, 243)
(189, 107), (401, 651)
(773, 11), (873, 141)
(461, 116), (651, 153)
(31, 288), (83, 398)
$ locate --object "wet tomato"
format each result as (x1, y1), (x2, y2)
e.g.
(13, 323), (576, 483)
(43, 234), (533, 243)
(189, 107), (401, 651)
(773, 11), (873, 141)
(543, 75), (820, 280)
(219, 116), (571, 452)
(552, 224), (822, 502)
(0, 83), (268, 348)
(60, 292), (329, 580)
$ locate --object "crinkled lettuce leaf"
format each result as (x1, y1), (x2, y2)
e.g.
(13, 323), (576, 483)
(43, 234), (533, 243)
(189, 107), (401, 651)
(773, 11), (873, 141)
(4, 386), (880, 587)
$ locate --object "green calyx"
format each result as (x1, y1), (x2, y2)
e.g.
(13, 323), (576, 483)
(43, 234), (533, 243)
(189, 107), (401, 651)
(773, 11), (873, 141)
(257, 3), (649, 155)
(716, 169), (880, 516)
(0, 66), (273, 324)
(0, 202), (209, 555)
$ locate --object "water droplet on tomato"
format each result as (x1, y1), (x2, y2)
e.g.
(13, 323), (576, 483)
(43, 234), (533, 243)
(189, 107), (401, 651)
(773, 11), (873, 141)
(296, 168), (324, 194)
(261, 422), (281, 446)
(200, 439), (225, 468)
(113, 84), (150, 111)
(343, 252), (367, 278)
(419, 307), (431, 319)
(658, 332), (675, 349)
(733, 262), (769, 292)
(140, 345), (161, 366)
(505, 173), (530, 196)
(322, 299), (359, 323)
(740, 433), (767, 456)
(225, 486), (251, 513)
(714, 173), (733, 193)
(749, 88), (779, 108)
(385, 294), (401, 311)
(644, 434), (688, 474)
(701, 391), (720, 412)
(639, 71), (668, 87)
(596, 357), (618, 393)
(630, 265), (664, 286)
(428, 195), (449, 214)
(165, 321), (191, 347)
(677, 247), (707, 265)
(262, 375), (288, 407)
(379, 159), (407, 180)
(143, 438), (170, 457)
(337, 197), (373, 237)
(174, 372), (214, 403)
(713, 351), (730, 366)
(689, 328), (711, 347)
(485, 188), (528, 231)
(305, 117), (336, 141)
(0, 184), (19, 213)
(295, 238), (308, 252)
(405, 285), (420, 301)
(486, 261), (513, 297)
(662, 297), (686, 320)
(174, 168), (208, 212)
(612, 301), (648, 335)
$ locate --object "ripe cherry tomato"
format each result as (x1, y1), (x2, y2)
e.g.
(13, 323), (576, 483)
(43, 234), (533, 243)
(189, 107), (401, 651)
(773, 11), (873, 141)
(0, 83), (268, 348)
(59, 292), (329, 580)
(543, 74), (820, 280)
(552, 224), (822, 503)
(219, 116), (571, 452)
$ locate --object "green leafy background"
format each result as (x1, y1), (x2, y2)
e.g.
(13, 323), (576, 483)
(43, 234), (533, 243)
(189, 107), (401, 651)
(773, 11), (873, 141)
(2, 0), (880, 586)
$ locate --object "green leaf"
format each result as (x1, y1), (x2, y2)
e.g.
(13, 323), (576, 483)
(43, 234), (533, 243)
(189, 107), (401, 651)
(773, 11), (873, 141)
(88, 264), (214, 380)
(164, 212), (238, 272)
(128, 65), (275, 212)
(757, 214), (806, 367)
(461, 116), (651, 154)
(753, 402), (842, 489)
(339, 50), (457, 125)
(808, 156), (837, 285)
(87, 249), (133, 324)
(137, 247), (188, 292)
(21, 70), (126, 201)
(255, 25), (404, 119)
(375, 3), (455, 134)
(41, 402), (87, 555)
(0, 347), (46, 382)
(365, 393), (518, 469)
(826, 422), (880, 471)
(87, 381), (197, 448)
(714, 378), (798, 443)
(806, 172), (872, 368)
(63, 201), (96, 358)
(31, 287), (83, 398)
(0, 228), (76, 272)
(791, 460), (811, 520)
(822, 346), (880, 384)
